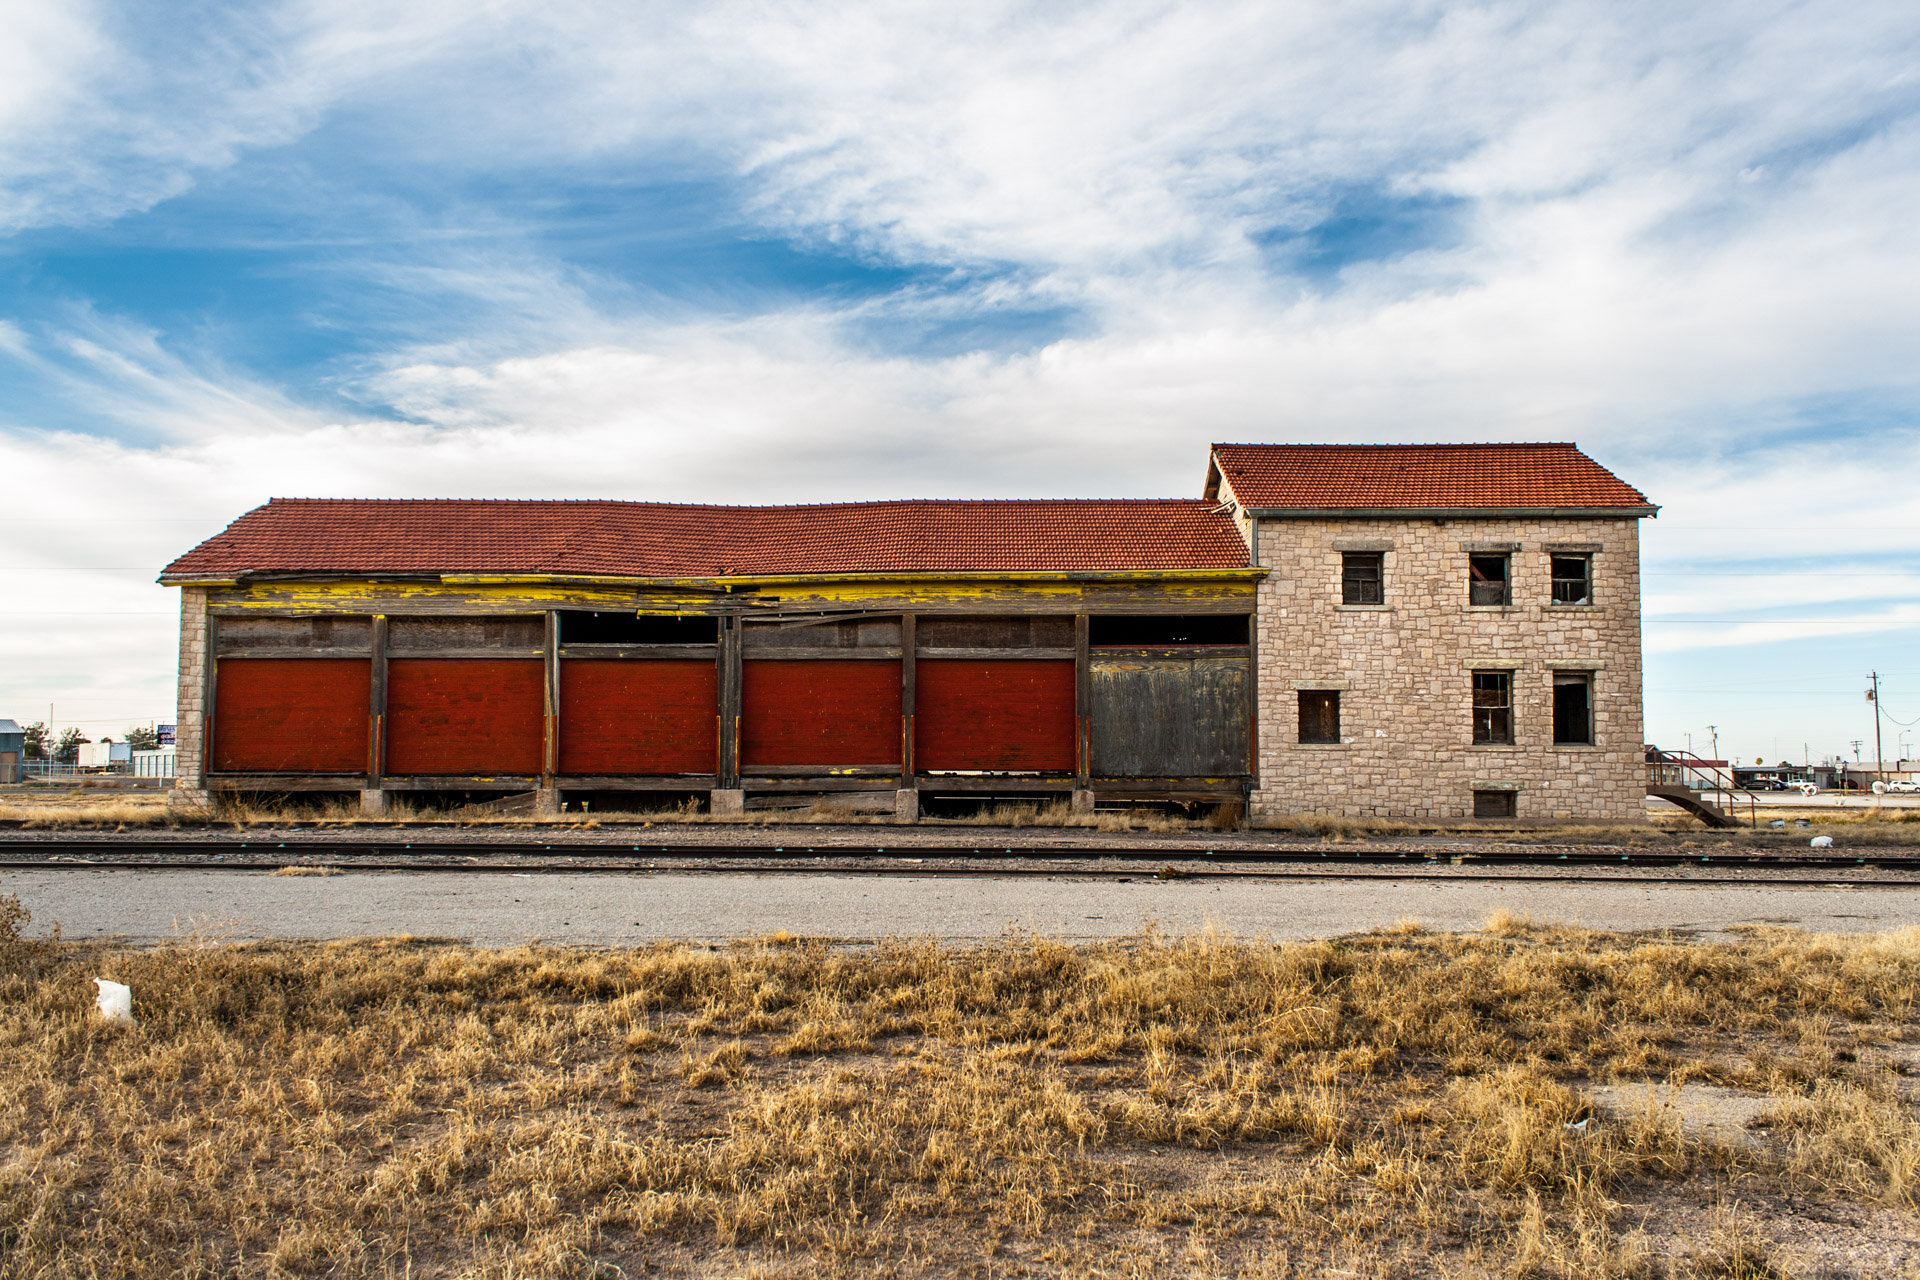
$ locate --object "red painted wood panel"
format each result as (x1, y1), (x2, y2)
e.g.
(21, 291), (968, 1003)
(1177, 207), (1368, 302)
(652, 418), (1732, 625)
(559, 660), (717, 775)
(213, 658), (370, 773)
(741, 660), (901, 767)
(386, 658), (544, 775)
(915, 659), (1076, 772)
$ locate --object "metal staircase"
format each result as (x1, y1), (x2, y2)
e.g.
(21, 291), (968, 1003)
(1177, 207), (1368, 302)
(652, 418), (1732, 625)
(1645, 748), (1756, 828)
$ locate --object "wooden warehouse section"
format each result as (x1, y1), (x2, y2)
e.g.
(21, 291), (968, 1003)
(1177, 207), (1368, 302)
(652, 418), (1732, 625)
(163, 498), (1264, 816)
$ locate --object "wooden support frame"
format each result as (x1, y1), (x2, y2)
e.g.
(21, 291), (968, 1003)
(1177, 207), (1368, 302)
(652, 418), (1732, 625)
(1074, 613), (1091, 789)
(900, 613), (916, 787)
(542, 611), (560, 787)
(368, 614), (388, 786)
(717, 616), (742, 787)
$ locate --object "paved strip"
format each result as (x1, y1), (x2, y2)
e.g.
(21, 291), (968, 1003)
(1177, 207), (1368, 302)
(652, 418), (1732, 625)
(4, 869), (1916, 946)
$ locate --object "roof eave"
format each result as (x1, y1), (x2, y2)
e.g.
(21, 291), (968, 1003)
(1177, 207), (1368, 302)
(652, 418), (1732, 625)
(1240, 504), (1659, 520)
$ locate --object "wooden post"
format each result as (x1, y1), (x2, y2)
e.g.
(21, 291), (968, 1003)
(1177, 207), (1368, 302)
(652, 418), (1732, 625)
(900, 612), (916, 786)
(1074, 613), (1091, 790)
(718, 615), (742, 788)
(202, 612), (219, 783)
(368, 614), (388, 787)
(542, 610), (559, 786)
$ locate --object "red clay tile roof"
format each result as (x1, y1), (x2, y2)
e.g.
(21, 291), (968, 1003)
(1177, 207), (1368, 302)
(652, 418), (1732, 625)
(162, 498), (1253, 579)
(1210, 443), (1653, 512)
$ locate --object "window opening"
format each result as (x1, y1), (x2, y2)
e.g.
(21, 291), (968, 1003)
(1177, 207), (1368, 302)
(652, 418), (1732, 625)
(1473, 790), (1517, 819)
(1469, 555), (1510, 606)
(1341, 553), (1383, 605)
(1551, 555), (1592, 605)
(1089, 615), (1249, 646)
(1473, 672), (1513, 744)
(1553, 672), (1594, 745)
(1298, 690), (1340, 744)
(560, 612), (718, 645)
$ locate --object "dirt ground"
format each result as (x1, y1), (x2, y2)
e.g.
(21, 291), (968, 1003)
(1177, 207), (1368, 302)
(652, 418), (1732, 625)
(2, 895), (1916, 1279)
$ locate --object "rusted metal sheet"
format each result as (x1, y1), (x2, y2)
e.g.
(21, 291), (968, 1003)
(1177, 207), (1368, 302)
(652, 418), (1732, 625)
(211, 658), (371, 773)
(1089, 654), (1250, 777)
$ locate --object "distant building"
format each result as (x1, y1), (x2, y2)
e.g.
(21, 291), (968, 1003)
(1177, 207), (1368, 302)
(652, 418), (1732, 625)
(0, 719), (22, 784)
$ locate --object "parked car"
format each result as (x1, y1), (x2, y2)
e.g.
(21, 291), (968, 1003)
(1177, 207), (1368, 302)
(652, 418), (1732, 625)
(1888, 780), (1919, 795)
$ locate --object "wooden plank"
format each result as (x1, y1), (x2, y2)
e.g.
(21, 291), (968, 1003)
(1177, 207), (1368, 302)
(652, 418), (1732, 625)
(718, 617), (741, 787)
(208, 775), (369, 792)
(557, 645), (716, 660)
(216, 647), (375, 660)
(379, 647), (544, 660)
(369, 615), (388, 785)
(211, 658), (372, 773)
(1075, 613), (1091, 787)
(733, 647), (902, 660)
(542, 610), (559, 785)
(389, 615), (545, 650)
(1089, 654), (1252, 778)
(900, 613), (915, 786)
(747, 764), (900, 778)
(743, 616), (903, 648)
(913, 776), (1074, 792)
(917, 647), (1076, 659)
(1089, 645), (1250, 659)
(215, 614), (372, 654)
(740, 777), (902, 792)
(554, 775), (719, 789)
(379, 775), (543, 791)
(558, 660), (718, 775)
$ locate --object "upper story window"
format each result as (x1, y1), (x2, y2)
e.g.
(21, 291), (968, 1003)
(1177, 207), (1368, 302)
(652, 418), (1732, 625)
(1551, 555), (1592, 606)
(1469, 554), (1510, 606)
(1341, 553), (1383, 605)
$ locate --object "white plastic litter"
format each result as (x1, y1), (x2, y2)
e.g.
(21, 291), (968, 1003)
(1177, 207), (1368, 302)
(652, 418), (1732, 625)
(93, 978), (134, 1026)
(1563, 1117), (1591, 1134)
(1810, 835), (1835, 849)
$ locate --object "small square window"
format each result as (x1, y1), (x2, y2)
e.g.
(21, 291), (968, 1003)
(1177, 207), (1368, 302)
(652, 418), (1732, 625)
(1298, 690), (1341, 744)
(1469, 554), (1510, 606)
(1473, 789), (1517, 818)
(1551, 555), (1592, 606)
(1341, 553), (1383, 605)
(1553, 672), (1593, 745)
(1472, 671), (1513, 744)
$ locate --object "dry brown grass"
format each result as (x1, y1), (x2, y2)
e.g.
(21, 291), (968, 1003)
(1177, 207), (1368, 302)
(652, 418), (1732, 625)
(3, 897), (1916, 1278)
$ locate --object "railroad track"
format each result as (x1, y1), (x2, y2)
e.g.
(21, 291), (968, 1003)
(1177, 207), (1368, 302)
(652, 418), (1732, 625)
(3, 840), (1919, 887)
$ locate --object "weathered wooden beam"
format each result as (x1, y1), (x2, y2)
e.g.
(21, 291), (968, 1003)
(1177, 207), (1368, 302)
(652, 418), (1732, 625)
(368, 615), (388, 786)
(557, 645), (717, 661)
(1075, 613), (1091, 789)
(900, 613), (916, 787)
(542, 610), (559, 787)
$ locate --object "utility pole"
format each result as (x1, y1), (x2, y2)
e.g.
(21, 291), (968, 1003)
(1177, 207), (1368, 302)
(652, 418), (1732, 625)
(1868, 671), (1887, 787)
(1707, 725), (1718, 763)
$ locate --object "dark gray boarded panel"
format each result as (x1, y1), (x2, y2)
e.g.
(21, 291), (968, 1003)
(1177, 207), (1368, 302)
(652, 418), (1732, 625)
(389, 615), (545, 651)
(916, 615), (1074, 648)
(1091, 655), (1249, 777)
(215, 614), (372, 653)
(744, 616), (902, 649)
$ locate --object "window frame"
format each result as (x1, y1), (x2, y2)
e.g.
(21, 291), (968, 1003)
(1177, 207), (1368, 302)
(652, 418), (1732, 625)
(1472, 670), (1514, 745)
(1473, 789), (1517, 819)
(1297, 690), (1342, 745)
(1552, 670), (1595, 746)
(1468, 554), (1511, 607)
(1550, 554), (1593, 607)
(1340, 552), (1384, 606)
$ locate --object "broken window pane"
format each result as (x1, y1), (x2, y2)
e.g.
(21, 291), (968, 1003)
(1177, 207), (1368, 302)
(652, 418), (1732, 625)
(1298, 690), (1340, 744)
(1341, 553), (1383, 605)
(1469, 554), (1510, 606)
(1551, 555), (1592, 606)
(1472, 671), (1513, 744)
(1553, 672), (1593, 745)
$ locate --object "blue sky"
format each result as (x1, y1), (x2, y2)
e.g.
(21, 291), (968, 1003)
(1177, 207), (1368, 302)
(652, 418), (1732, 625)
(3, 0), (1919, 765)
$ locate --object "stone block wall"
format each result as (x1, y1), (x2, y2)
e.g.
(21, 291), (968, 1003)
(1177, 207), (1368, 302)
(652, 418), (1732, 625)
(169, 586), (209, 805)
(1247, 515), (1646, 822)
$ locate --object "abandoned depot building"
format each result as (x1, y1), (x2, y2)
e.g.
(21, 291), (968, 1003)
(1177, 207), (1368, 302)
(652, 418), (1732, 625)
(160, 442), (1657, 823)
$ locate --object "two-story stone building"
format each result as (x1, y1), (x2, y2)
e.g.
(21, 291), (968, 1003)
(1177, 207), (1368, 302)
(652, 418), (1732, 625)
(160, 442), (1655, 823)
